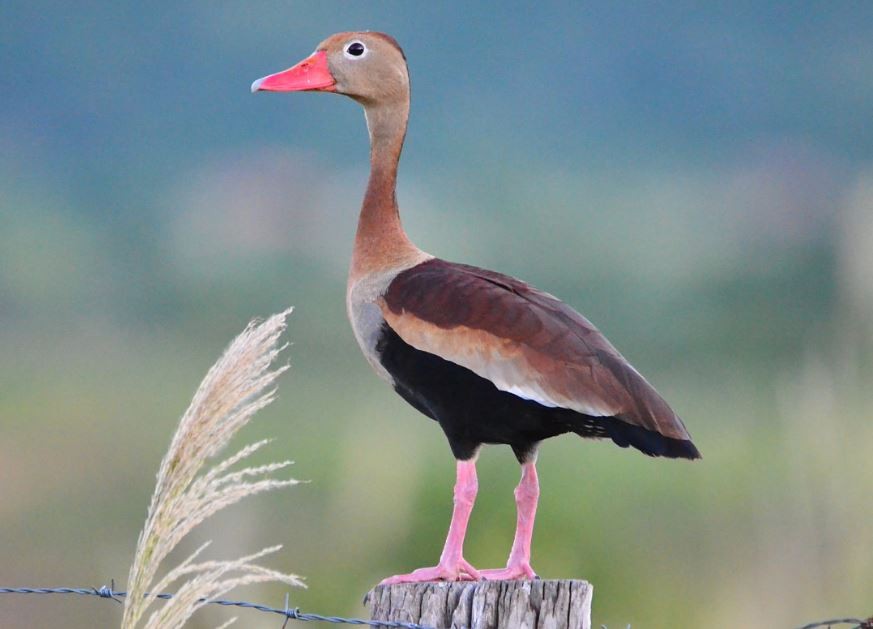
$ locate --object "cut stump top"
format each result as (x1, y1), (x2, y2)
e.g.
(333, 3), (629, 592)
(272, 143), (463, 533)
(365, 579), (592, 629)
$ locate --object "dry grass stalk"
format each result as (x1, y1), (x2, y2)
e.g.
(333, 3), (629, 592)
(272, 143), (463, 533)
(121, 308), (303, 629)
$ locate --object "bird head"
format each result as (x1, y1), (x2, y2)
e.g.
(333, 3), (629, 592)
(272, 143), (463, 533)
(251, 31), (409, 107)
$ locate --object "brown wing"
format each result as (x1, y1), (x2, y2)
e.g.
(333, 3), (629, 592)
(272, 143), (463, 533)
(379, 258), (694, 442)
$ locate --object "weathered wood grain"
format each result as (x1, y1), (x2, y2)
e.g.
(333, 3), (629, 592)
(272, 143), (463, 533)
(364, 580), (592, 629)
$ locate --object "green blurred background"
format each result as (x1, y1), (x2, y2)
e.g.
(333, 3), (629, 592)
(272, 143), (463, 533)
(2, 3), (872, 627)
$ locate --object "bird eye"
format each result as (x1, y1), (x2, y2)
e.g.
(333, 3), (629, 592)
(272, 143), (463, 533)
(344, 41), (366, 58)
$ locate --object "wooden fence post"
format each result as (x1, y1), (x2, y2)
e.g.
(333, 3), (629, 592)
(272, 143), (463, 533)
(365, 580), (592, 629)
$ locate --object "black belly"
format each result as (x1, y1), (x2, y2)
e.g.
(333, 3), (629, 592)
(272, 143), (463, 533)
(375, 322), (608, 461)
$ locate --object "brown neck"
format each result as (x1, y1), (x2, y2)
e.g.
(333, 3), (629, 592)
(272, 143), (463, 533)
(349, 97), (424, 281)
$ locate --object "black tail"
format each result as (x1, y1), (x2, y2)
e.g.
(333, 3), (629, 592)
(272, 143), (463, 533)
(572, 414), (701, 460)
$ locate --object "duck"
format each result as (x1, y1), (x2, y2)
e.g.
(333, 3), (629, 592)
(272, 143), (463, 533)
(252, 31), (700, 585)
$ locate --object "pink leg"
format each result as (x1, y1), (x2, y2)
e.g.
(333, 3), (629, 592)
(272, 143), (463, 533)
(380, 460), (481, 584)
(480, 461), (539, 580)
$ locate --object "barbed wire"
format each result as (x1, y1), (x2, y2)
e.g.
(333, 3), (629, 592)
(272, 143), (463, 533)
(798, 618), (872, 629)
(0, 585), (433, 629)
(2, 584), (869, 628)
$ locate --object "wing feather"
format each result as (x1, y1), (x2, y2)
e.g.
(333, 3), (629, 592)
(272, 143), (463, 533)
(379, 258), (693, 441)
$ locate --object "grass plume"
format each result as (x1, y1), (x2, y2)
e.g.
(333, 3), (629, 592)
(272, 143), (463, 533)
(121, 308), (303, 629)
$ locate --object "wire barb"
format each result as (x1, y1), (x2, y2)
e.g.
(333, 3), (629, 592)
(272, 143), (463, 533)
(94, 579), (122, 604)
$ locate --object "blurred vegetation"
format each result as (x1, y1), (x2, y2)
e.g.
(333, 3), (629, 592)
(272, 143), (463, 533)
(1, 3), (872, 628)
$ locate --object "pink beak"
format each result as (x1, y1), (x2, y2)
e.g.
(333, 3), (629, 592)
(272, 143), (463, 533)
(251, 50), (336, 93)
